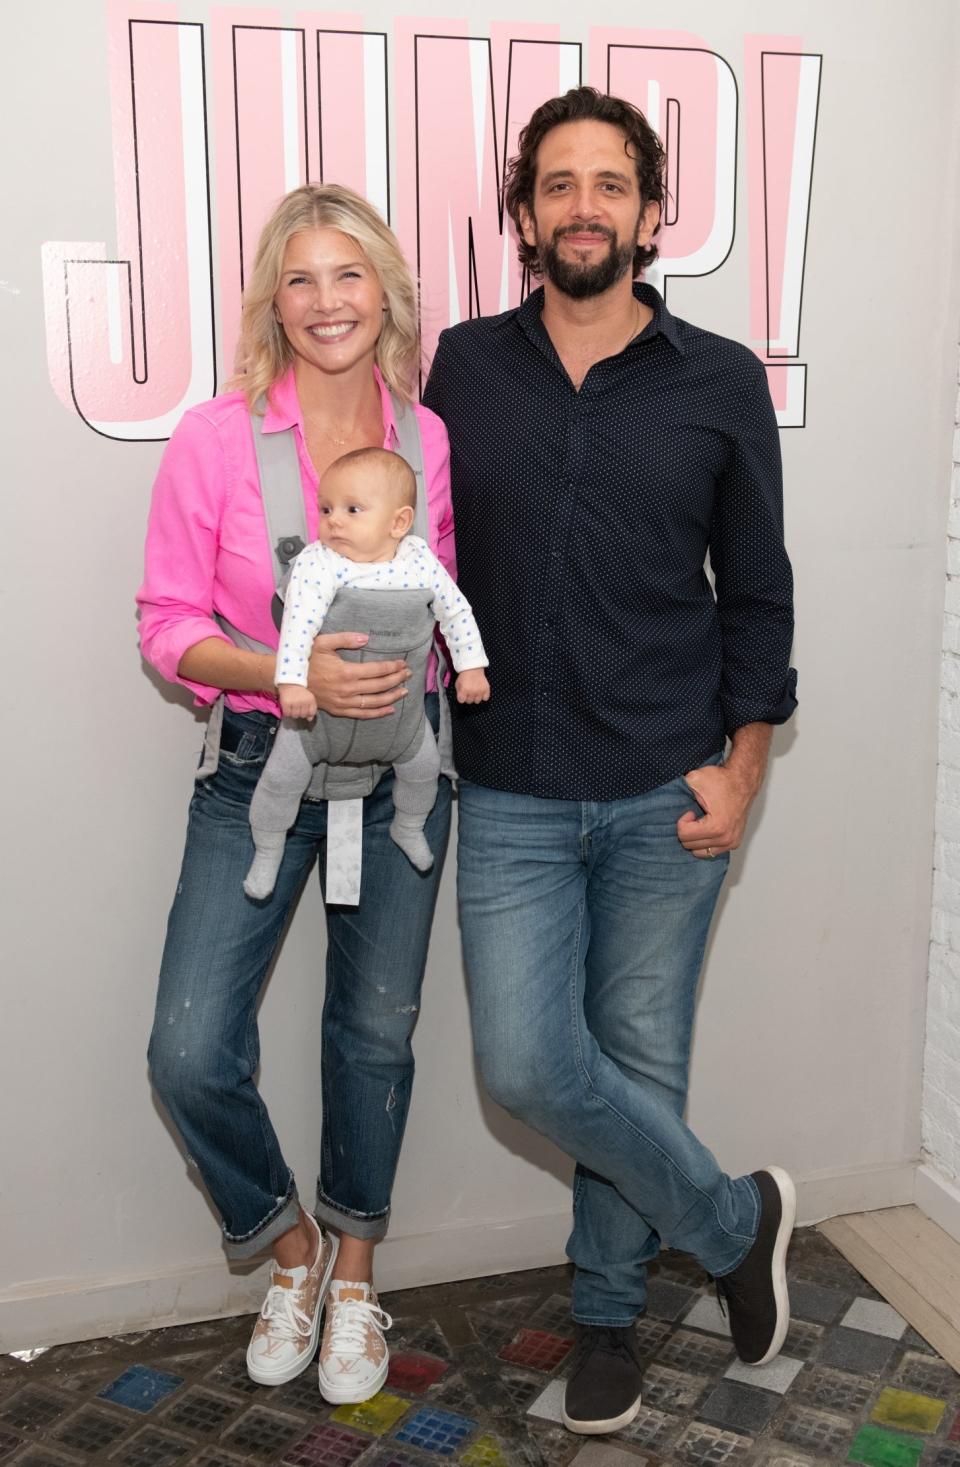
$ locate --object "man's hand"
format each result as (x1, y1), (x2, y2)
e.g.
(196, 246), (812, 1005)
(676, 722), (773, 858)
(456, 668), (491, 704)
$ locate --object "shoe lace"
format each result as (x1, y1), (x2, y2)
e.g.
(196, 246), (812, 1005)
(714, 1272), (747, 1317)
(327, 1296), (393, 1358)
(259, 1281), (313, 1343)
(573, 1325), (637, 1367)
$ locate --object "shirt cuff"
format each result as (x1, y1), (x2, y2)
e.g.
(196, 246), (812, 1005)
(722, 666), (798, 733)
(144, 618), (234, 706)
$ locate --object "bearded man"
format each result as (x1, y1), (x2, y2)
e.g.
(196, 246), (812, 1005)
(423, 86), (798, 1435)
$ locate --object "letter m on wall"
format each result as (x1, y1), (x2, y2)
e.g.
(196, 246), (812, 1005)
(395, 23), (580, 379)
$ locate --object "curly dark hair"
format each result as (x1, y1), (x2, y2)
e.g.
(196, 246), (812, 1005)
(504, 87), (666, 277)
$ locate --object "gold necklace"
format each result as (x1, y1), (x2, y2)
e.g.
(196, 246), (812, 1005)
(323, 421), (357, 447)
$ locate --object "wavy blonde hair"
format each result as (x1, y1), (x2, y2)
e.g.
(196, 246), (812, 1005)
(226, 184), (419, 409)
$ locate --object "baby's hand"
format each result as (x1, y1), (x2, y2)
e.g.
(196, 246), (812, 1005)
(279, 684), (318, 719)
(455, 668), (491, 704)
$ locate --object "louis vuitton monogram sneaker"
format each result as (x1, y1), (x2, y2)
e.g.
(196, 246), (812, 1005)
(246, 1214), (339, 1385)
(317, 1280), (393, 1403)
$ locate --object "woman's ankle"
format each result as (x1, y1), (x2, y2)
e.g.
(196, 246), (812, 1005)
(273, 1210), (317, 1271)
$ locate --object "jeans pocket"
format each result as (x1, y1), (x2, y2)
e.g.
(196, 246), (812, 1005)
(218, 711), (276, 767)
(220, 734), (267, 767)
(679, 750), (725, 795)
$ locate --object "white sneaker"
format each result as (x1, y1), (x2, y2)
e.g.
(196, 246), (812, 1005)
(317, 1280), (393, 1403)
(246, 1214), (339, 1385)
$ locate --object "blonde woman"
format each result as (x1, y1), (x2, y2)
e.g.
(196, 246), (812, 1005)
(138, 186), (453, 1402)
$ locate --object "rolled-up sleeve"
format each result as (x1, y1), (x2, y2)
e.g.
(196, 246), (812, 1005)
(136, 410), (233, 705)
(710, 354), (798, 733)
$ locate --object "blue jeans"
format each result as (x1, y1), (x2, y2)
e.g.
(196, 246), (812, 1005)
(457, 767), (760, 1326)
(148, 698), (450, 1258)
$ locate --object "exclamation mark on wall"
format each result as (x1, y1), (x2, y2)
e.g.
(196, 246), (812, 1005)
(746, 39), (822, 428)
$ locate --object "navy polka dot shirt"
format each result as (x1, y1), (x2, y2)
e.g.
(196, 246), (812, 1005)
(423, 283), (797, 801)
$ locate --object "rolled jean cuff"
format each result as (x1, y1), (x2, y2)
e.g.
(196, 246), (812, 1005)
(315, 1184), (390, 1242)
(222, 1178), (300, 1260)
(707, 1173), (762, 1279)
(571, 1312), (640, 1328)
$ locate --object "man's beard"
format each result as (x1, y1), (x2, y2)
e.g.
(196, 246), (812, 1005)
(537, 222), (637, 300)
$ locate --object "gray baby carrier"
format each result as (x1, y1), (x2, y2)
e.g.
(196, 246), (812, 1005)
(196, 394), (453, 897)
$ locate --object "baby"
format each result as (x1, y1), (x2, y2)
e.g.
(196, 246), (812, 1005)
(244, 447), (489, 900)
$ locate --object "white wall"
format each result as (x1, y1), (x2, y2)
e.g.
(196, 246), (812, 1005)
(4, 0), (960, 1350)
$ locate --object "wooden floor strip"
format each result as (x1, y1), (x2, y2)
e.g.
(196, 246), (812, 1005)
(820, 1208), (960, 1373)
(868, 1207), (960, 1294)
(845, 1210), (960, 1325)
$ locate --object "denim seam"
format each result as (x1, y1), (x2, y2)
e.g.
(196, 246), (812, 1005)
(246, 1006), (283, 1198)
(567, 891), (590, 1090)
(588, 1088), (756, 1246)
(222, 1170), (297, 1244)
(315, 1185), (390, 1223)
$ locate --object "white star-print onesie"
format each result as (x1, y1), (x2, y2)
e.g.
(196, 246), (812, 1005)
(276, 535), (487, 686)
(244, 536), (488, 901)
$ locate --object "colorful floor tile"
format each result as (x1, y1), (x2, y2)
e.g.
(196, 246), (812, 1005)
(97, 1368), (184, 1415)
(847, 1423), (925, 1466)
(458, 1433), (510, 1467)
(393, 1407), (475, 1455)
(871, 1385), (947, 1433)
(495, 1331), (571, 1373)
(5, 1228), (960, 1467)
(330, 1396), (410, 1438)
(384, 1356), (448, 1397)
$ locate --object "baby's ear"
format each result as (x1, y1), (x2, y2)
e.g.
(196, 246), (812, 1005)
(393, 504), (415, 538)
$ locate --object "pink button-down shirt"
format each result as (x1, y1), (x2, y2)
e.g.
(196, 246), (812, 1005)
(137, 368), (454, 713)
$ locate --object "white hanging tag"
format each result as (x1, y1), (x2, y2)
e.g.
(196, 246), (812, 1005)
(325, 798), (364, 905)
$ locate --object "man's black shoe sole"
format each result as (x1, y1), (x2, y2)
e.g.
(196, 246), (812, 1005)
(561, 1389), (643, 1435)
(743, 1165), (797, 1366)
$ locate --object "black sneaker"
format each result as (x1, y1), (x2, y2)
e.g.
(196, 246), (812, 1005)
(715, 1166), (796, 1366)
(561, 1323), (644, 1434)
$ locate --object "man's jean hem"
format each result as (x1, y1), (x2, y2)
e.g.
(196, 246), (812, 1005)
(567, 1173), (761, 1327)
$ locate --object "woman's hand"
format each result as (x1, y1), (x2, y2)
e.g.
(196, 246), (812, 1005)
(306, 631), (412, 719)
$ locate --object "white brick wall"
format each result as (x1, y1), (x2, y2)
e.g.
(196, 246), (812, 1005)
(924, 364), (960, 1181)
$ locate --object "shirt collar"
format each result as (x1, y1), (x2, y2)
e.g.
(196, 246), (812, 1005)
(633, 282), (685, 354)
(517, 279), (685, 357)
(262, 365), (398, 446)
(262, 367), (301, 433)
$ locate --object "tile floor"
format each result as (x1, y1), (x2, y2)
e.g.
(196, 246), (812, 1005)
(4, 1229), (960, 1467)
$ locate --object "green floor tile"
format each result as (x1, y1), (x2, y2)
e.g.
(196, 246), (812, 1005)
(331, 1393), (410, 1436)
(871, 1387), (947, 1434)
(461, 1433), (510, 1467)
(847, 1424), (926, 1467)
